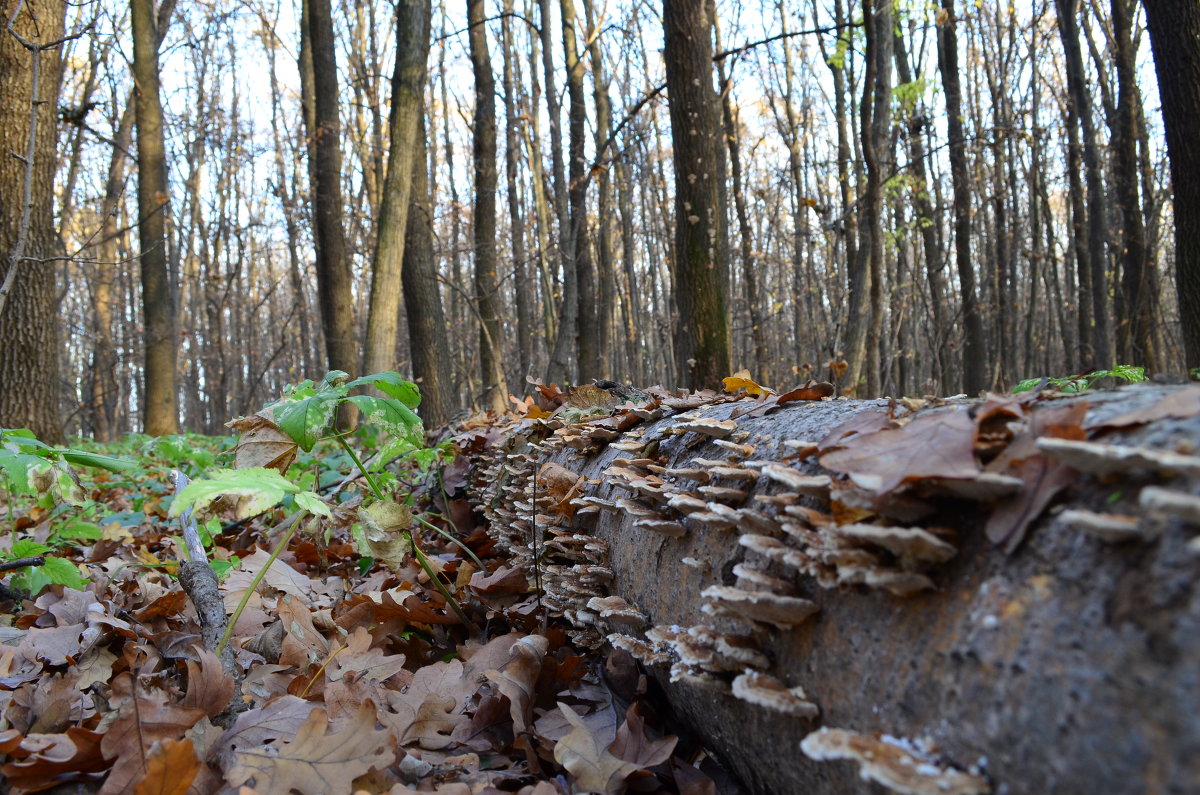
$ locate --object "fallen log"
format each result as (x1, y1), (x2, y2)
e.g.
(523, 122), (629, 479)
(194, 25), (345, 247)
(458, 382), (1200, 794)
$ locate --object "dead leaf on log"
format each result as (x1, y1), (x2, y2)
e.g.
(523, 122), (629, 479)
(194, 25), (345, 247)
(1090, 385), (1200, 431)
(819, 409), (980, 497)
(986, 401), (1088, 552)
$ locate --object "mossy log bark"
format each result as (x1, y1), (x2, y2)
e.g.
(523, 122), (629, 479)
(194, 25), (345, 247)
(463, 383), (1200, 794)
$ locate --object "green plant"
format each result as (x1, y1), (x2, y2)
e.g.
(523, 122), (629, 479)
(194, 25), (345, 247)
(169, 371), (474, 646)
(1012, 365), (1148, 394)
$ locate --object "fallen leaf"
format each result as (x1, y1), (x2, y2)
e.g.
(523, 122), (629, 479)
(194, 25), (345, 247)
(484, 635), (547, 733)
(819, 409), (980, 496)
(610, 703), (676, 768)
(225, 703), (390, 795)
(210, 695), (320, 762)
(99, 674), (206, 795)
(722, 371), (773, 397)
(0, 727), (108, 792)
(776, 381), (834, 403)
(468, 565), (528, 597)
(133, 738), (200, 795)
(552, 702), (638, 795)
(183, 646), (235, 718)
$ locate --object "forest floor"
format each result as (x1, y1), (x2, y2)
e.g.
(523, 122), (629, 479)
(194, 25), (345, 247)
(0, 408), (724, 794)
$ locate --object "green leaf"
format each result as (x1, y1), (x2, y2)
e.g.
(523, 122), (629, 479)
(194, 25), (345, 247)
(274, 394), (342, 451)
(56, 520), (103, 541)
(210, 559), (234, 581)
(169, 467), (300, 520)
(39, 557), (89, 590)
(9, 539), (52, 557)
(60, 450), (138, 472)
(346, 372), (422, 408)
(0, 451), (49, 494)
(345, 395), (422, 441)
(1, 428), (49, 449)
(295, 490), (332, 518)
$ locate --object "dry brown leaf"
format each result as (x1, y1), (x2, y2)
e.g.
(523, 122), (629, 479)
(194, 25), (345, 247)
(468, 565), (529, 597)
(1090, 386), (1200, 430)
(132, 738), (200, 795)
(99, 674), (206, 795)
(610, 703), (676, 768)
(552, 702), (638, 795)
(819, 409), (980, 496)
(227, 413), (298, 474)
(210, 695), (320, 763)
(183, 646), (235, 718)
(0, 727), (108, 792)
(326, 627), (407, 683)
(484, 635), (547, 733)
(277, 594), (330, 668)
(225, 703), (390, 795)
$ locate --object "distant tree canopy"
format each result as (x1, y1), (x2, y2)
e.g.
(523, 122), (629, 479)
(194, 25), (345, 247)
(0, 0), (1196, 439)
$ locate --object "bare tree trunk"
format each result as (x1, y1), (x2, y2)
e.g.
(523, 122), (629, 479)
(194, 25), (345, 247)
(404, 113), (454, 427)
(938, 0), (988, 395)
(1110, 0), (1153, 372)
(662, 0), (730, 389)
(1141, 0), (1200, 372)
(133, 0), (178, 435)
(306, 0), (359, 396)
(467, 0), (508, 411)
(583, 0), (615, 377)
(364, 0), (431, 376)
(501, 0), (534, 378)
(1056, 0), (1111, 369)
(0, 0), (68, 443)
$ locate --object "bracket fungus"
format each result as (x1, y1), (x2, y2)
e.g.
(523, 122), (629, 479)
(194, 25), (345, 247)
(732, 672), (819, 719)
(1139, 486), (1200, 525)
(1058, 509), (1146, 543)
(800, 728), (989, 795)
(829, 524), (958, 568)
(700, 585), (819, 628)
(675, 418), (739, 439)
(1037, 437), (1200, 478)
(586, 595), (648, 630)
(762, 465), (833, 496)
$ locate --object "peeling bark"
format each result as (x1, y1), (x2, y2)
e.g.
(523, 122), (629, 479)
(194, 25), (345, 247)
(461, 384), (1200, 793)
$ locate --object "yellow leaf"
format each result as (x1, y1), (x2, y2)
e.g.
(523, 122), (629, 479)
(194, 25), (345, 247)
(722, 370), (773, 397)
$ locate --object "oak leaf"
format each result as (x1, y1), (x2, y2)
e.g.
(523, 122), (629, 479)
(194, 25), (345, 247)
(132, 738), (200, 795)
(722, 370), (773, 397)
(484, 635), (548, 733)
(226, 413), (298, 475)
(99, 674), (205, 795)
(610, 703), (676, 768)
(225, 703), (390, 795)
(552, 702), (638, 795)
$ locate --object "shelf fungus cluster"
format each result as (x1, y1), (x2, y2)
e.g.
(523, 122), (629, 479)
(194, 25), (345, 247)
(800, 728), (989, 795)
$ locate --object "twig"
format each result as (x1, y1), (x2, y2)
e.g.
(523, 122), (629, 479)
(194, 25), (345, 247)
(0, 556), (44, 573)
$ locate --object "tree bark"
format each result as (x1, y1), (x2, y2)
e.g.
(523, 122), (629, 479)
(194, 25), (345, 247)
(0, 0), (67, 443)
(1056, 0), (1112, 370)
(938, 0), (988, 395)
(467, 0), (508, 411)
(501, 0), (535, 379)
(662, 0), (730, 389)
(404, 114), (454, 428)
(364, 0), (431, 377)
(465, 382), (1200, 794)
(305, 0), (358, 388)
(1141, 0), (1200, 373)
(132, 0), (178, 435)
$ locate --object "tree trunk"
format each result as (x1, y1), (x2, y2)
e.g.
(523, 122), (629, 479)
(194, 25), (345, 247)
(404, 114), (454, 428)
(561, 0), (596, 379)
(133, 0), (179, 435)
(662, 0), (730, 389)
(467, 0), (508, 411)
(464, 382), (1200, 794)
(938, 0), (988, 395)
(1141, 0), (1200, 373)
(0, 0), (67, 443)
(364, 0), (431, 377)
(1056, 0), (1112, 369)
(306, 0), (359, 388)
(501, 0), (535, 379)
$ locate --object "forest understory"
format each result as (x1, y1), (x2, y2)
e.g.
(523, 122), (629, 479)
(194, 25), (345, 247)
(2, 374), (1198, 794)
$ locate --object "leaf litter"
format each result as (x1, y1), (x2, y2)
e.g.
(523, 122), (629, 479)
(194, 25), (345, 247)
(0, 423), (712, 795)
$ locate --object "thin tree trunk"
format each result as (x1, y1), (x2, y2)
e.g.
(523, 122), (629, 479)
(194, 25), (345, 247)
(662, 0), (730, 388)
(938, 0), (988, 395)
(133, 0), (179, 435)
(404, 113), (454, 427)
(501, 0), (534, 378)
(467, 0), (508, 411)
(364, 0), (431, 377)
(306, 0), (359, 395)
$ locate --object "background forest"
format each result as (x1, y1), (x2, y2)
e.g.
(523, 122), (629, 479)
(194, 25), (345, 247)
(1, 0), (1198, 444)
